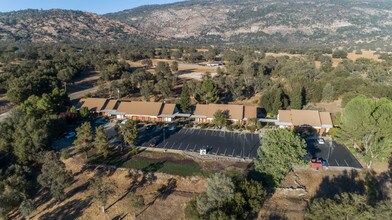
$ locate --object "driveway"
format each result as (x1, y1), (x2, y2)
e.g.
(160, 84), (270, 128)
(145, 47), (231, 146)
(306, 139), (362, 169)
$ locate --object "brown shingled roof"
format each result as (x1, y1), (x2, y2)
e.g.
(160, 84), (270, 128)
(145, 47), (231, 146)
(160, 103), (176, 115)
(79, 98), (107, 112)
(244, 106), (257, 119)
(102, 100), (118, 111)
(116, 101), (163, 117)
(194, 104), (244, 120)
(319, 112), (333, 127)
(278, 110), (333, 127)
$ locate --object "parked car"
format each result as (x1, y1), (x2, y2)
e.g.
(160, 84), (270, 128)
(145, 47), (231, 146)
(65, 132), (76, 139)
(145, 124), (155, 130)
(317, 138), (325, 144)
(168, 123), (176, 131)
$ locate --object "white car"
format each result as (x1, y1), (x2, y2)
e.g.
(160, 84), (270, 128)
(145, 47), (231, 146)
(317, 138), (325, 144)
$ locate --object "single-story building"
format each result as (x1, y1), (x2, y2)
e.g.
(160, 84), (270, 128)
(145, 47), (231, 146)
(206, 61), (224, 67)
(78, 98), (119, 116)
(115, 101), (178, 122)
(191, 104), (260, 124)
(276, 110), (333, 133)
(78, 98), (109, 113)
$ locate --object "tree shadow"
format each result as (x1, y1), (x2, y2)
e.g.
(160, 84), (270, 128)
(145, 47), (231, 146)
(135, 178), (177, 217)
(312, 169), (365, 200)
(141, 160), (166, 173)
(66, 180), (91, 198)
(156, 178), (177, 200)
(39, 197), (92, 220)
(106, 171), (156, 212)
(112, 213), (128, 220)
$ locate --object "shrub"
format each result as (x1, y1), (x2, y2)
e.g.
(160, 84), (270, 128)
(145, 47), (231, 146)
(60, 148), (71, 160)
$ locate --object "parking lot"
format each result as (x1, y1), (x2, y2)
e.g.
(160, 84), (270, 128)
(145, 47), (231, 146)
(136, 127), (261, 159)
(306, 139), (362, 169)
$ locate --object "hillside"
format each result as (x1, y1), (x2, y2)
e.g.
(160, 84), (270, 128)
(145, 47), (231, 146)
(0, 9), (141, 43)
(2, 1), (392, 45)
(106, 0), (392, 45)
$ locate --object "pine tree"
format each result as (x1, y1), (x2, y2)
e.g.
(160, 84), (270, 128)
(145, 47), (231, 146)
(201, 79), (219, 104)
(322, 83), (335, 102)
(272, 89), (282, 114)
(94, 126), (110, 158)
(120, 120), (138, 148)
(73, 122), (93, 159)
(180, 83), (192, 113)
(290, 85), (303, 109)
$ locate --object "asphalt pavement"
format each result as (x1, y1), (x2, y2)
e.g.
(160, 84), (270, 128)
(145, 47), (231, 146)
(137, 127), (262, 159)
(306, 139), (362, 169)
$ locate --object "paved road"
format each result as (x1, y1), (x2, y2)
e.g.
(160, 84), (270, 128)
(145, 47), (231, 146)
(137, 127), (261, 159)
(68, 86), (99, 100)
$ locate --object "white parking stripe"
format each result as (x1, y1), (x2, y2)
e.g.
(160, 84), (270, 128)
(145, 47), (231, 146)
(170, 142), (176, 149)
(164, 142), (169, 148)
(335, 159), (340, 166)
(197, 130), (201, 135)
(185, 144), (190, 150)
(204, 130), (208, 135)
(193, 144), (197, 151)
(231, 149), (235, 157)
(178, 142), (183, 149)
(223, 148), (227, 156)
(215, 147), (219, 155)
(344, 159), (349, 167)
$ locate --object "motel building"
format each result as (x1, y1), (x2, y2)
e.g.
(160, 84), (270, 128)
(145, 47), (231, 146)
(275, 109), (333, 134)
(191, 103), (260, 125)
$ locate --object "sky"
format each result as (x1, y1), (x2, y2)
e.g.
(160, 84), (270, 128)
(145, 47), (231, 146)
(0, 0), (183, 14)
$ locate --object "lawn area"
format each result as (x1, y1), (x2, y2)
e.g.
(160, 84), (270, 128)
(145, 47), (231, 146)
(88, 149), (202, 177)
(120, 157), (201, 177)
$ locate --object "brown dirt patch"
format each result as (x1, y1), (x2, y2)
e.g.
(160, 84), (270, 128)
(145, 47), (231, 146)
(312, 99), (342, 115)
(27, 156), (206, 220)
(259, 169), (359, 220)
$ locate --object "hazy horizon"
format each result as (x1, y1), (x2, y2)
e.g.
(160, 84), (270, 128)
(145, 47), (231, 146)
(0, 0), (183, 14)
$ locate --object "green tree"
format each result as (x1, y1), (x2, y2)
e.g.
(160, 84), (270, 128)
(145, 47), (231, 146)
(171, 61), (179, 72)
(141, 59), (153, 69)
(322, 83), (335, 102)
(94, 126), (110, 158)
(196, 173), (235, 215)
(37, 152), (73, 201)
(254, 129), (306, 186)
(19, 199), (34, 218)
(79, 106), (90, 118)
(332, 50), (348, 59)
(155, 61), (171, 74)
(180, 83), (192, 113)
(200, 79), (219, 104)
(290, 85), (303, 109)
(90, 177), (116, 213)
(120, 120), (138, 148)
(307, 193), (374, 220)
(73, 122), (94, 159)
(213, 110), (228, 128)
(272, 89), (283, 114)
(140, 81), (153, 101)
(338, 96), (392, 168)
(13, 116), (50, 164)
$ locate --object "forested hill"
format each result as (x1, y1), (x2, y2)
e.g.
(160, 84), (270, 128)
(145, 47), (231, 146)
(105, 0), (392, 45)
(3, 0), (392, 46)
(0, 9), (141, 43)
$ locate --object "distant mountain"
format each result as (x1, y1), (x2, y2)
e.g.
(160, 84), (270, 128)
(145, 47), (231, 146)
(3, 0), (392, 46)
(105, 0), (392, 45)
(0, 9), (141, 43)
